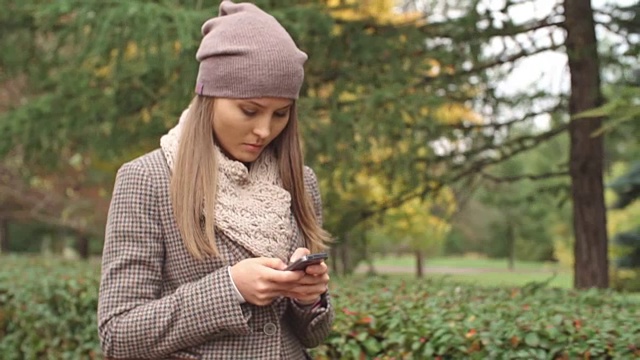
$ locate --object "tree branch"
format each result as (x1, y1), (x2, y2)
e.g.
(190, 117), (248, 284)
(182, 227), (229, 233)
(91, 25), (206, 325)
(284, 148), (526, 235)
(350, 12), (564, 40)
(354, 124), (569, 225)
(479, 170), (569, 183)
(446, 124), (568, 181)
(0, 166), (102, 236)
(424, 43), (565, 84)
(444, 101), (565, 130)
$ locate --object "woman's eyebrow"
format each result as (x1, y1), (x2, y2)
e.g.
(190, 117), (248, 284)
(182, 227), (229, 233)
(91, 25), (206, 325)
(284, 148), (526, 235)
(244, 100), (293, 111)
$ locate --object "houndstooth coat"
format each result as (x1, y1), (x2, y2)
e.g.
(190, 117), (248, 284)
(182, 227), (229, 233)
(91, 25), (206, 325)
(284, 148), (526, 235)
(98, 149), (334, 359)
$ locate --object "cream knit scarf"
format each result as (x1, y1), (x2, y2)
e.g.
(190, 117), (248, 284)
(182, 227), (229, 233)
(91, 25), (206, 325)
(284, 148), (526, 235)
(160, 108), (293, 260)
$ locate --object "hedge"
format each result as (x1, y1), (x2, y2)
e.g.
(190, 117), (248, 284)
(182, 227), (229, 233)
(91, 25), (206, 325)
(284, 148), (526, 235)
(0, 257), (100, 359)
(1, 256), (639, 359)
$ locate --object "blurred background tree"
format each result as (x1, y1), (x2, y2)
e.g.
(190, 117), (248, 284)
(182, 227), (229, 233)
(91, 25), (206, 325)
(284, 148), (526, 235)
(1, 0), (638, 289)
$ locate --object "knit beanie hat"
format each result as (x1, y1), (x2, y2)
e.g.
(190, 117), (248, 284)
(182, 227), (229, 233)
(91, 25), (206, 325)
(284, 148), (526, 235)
(195, 1), (308, 100)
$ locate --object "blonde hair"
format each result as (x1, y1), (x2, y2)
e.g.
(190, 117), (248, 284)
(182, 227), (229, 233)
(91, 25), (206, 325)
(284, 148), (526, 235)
(170, 96), (331, 259)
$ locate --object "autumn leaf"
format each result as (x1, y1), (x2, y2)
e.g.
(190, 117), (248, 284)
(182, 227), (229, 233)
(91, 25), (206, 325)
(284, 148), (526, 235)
(465, 329), (477, 338)
(510, 336), (520, 347)
(574, 319), (582, 330)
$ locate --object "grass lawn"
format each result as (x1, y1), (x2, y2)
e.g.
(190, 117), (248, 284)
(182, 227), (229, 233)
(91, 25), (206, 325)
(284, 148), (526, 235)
(347, 272), (640, 300)
(428, 271), (573, 288)
(352, 270), (572, 288)
(356, 255), (574, 289)
(371, 254), (566, 271)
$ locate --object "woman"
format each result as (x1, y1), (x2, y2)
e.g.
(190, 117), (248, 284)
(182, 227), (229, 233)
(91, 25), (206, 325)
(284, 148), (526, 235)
(97, 1), (334, 359)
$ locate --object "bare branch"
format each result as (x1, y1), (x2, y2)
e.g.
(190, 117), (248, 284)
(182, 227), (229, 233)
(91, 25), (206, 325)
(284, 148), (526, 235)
(479, 170), (569, 183)
(0, 163), (103, 236)
(425, 43), (565, 83)
(355, 124), (569, 224)
(444, 101), (565, 130)
(445, 125), (569, 181)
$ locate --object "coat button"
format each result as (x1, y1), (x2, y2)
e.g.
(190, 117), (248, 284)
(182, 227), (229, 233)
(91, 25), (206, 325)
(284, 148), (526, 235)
(263, 322), (277, 336)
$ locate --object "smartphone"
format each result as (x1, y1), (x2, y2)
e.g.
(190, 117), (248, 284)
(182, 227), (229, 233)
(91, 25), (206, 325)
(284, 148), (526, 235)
(285, 253), (328, 271)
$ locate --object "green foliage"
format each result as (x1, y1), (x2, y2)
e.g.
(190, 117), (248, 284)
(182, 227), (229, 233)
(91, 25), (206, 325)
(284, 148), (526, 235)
(471, 134), (571, 262)
(0, 256), (100, 359)
(2, 0), (640, 287)
(6, 221), (54, 253)
(442, 227), (467, 255)
(0, 0), (483, 248)
(610, 161), (640, 210)
(1, 257), (639, 359)
(609, 161), (640, 290)
(614, 230), (640, 268)
(315, 277), (640, 359)
(573, 85), (640, 135)
(0, 0), (210, 165)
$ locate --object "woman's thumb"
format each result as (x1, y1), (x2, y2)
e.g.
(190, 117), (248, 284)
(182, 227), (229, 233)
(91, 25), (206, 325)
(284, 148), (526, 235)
(258, 257), (287, 270)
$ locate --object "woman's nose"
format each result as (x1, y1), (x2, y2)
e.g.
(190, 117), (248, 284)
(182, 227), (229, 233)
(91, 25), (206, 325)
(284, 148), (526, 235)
(252, 117), (271, 139)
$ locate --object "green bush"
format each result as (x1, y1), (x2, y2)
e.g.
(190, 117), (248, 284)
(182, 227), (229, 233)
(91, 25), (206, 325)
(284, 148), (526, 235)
(1, 256), (639, 359)
(0, 256), (101, 360)
(315, 277), (640, 359)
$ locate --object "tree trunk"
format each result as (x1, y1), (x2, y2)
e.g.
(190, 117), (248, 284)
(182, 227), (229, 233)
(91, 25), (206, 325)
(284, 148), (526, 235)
(507, 220), (515, 271)
(330, 245), (339, 275)
(76, 233), (89, 259)
(415, 250), (424, 278)
(363, 236), (376, 276)
(340, 241), (351, 276)
(0, 217), (8, 253)
(564, 0), (609, 289)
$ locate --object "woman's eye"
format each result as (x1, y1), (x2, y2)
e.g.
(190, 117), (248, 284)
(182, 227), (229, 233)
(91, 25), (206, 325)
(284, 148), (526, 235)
(241, 108), (257, 116)
(274, 111), (289, 118)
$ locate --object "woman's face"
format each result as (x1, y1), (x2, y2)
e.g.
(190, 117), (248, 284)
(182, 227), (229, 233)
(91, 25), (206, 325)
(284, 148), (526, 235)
(212, 97), (292, 163)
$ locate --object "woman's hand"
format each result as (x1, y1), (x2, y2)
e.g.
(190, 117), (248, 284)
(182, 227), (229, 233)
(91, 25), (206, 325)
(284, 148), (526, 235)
(229, 248), (330, 306)
(229, 257), (304, 306)
(284, 248), (330, 305)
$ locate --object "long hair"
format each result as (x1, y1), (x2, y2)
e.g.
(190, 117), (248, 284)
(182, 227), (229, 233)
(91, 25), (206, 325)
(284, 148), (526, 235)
(272, 103), (331, 254)
(171, 96), (330, 259)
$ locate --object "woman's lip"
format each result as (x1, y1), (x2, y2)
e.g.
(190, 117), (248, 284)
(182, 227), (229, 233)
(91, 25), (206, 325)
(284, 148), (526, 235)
(243, 143), (263, 152)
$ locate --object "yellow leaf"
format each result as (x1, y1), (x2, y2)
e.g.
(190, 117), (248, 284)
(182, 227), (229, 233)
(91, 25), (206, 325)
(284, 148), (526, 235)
(434, 103), (483, 125)
(400, 110), (414, 125)
(318, 83), (335, 99)
(141, 108), (152, 124)
(338, 91), (358, 102)
(124, 41), (139, 60)
(95, 65), (112, 78)
(325, 0), (422, 25)
(317, 154), (330, 164)
(332, 24), (343, 36)
(424, 58), (441, 77)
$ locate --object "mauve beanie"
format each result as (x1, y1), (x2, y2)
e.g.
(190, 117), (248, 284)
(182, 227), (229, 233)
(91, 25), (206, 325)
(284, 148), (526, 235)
(195, 0), (308, 100)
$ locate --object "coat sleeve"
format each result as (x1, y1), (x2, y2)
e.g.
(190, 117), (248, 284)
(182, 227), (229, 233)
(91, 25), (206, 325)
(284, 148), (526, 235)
(98, 161), (251, 359)
(285, 166), (335, 348)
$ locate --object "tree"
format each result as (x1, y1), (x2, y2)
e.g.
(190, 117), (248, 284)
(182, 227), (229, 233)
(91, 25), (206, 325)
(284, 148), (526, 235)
(0, 217), (8, 253)
(2, 0), (638, 285)
(396, 0), (637, 288)
(610, 161), (640, 271)
(476, 133), (569, 267)
(366, 187), (456, 277)
(564, 0), (608, 288)
(2, 0), (465, 266)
